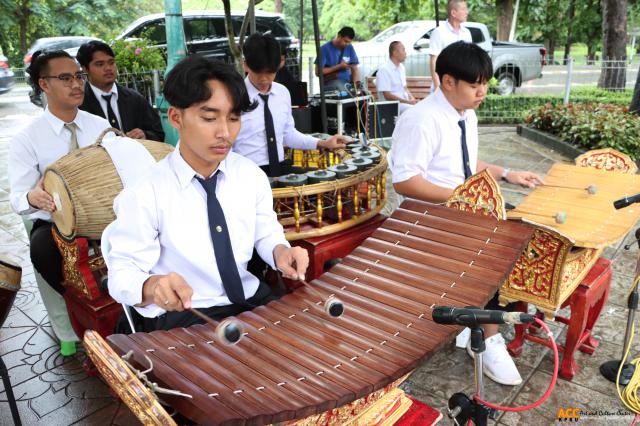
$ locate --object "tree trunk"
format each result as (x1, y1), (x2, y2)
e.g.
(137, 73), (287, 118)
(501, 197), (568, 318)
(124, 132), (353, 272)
(222, 0), (243, 73)
(495, 0), (513, 41)
(545, 38), (556, 64)
(630, 64), (640, 113)
(563, 0), (576, 64)
(598, 0), (627, 91)
(17, 0), (32, 53)
(274, 0), (283, 13)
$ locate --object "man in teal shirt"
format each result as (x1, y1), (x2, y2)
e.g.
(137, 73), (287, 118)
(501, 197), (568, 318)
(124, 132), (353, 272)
(315, 27), (361, 91)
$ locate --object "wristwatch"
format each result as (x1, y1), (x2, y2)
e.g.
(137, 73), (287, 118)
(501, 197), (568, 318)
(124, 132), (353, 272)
(501, 168), (511, 182)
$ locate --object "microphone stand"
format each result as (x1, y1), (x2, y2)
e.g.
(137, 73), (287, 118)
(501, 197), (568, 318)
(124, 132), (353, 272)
(447, 326), (497, 425)
(600, 227), (640, 384)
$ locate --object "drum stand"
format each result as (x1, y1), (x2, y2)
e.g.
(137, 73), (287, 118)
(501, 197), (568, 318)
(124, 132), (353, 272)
(447, 327), (498, 426)
(600, 228), (640, 385)
(0, 354), (21, 425)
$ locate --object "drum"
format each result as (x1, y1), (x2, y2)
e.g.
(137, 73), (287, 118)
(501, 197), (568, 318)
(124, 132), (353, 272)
(43, 132), (173, 240)
(88, 200), (535, 425)
(0, 259), (21, 328)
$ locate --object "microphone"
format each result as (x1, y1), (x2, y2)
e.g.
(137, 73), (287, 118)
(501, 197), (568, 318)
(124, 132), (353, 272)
(432, 306), (535, 326)
(614, 193), (640, 210)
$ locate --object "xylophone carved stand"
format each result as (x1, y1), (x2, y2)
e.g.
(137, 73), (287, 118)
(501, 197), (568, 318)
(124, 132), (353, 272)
(600, 227), (640, 384)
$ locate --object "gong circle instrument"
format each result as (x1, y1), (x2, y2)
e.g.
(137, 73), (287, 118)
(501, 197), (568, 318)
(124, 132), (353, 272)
(276, 145), (388, 241)
(85, 200), (535, 425)
(43, 130), (173, 240)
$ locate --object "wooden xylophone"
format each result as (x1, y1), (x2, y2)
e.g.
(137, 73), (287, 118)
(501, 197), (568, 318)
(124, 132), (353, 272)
(85, 200), (534, 425)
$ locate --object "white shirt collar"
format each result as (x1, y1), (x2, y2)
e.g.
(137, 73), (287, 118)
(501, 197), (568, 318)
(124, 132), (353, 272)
(43, 106), (82, 136)
(90, 82), (118, 101)
(170, 145), (228, 189)
(433, 88), (469, 121)
(445, 20), (463, 34)
(244, 76), (275, 101)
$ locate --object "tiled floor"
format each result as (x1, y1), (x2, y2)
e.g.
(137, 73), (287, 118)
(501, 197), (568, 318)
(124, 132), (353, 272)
(0, 111), (638, 425)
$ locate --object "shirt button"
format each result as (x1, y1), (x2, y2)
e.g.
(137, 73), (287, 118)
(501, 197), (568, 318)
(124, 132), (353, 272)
(216, 225), (223, 233)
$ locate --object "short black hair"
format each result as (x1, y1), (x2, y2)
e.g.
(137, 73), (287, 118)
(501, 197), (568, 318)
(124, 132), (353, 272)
(76, 40), (115, 68)
(338, 27), (355, 39)
(436, 41), (493, 84)
(389, 41), (401, 57)
(163, 55), (256, 114)
(26, 50), (74, 95)
(243, 33), (281, 73)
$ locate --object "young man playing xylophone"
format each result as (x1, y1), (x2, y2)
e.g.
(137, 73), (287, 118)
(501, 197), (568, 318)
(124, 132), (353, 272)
(106, 56), (309, 332)
(390, 41), (543, 386)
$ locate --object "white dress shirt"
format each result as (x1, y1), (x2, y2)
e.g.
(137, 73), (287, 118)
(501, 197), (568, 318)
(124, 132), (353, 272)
(107, 148), (290, 318)
(90, 82), (122, 129)
(233, 77), (317, 166)
(428, 21), (472, 56)
(9, 107), (110, 221)
(376, 60), (411, 113)
(390, 89), (478, 189)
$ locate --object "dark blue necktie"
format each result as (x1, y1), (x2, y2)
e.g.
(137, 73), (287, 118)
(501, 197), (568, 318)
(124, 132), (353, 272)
(197, 173), (248, 306)
(458, 119), (472, 179)
(258, 93), (281, 177)
(101, 94), (120, 130)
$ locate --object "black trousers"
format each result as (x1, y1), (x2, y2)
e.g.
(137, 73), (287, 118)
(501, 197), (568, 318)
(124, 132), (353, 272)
(30, 219), (65, 295)
(116, 280), (278, 334)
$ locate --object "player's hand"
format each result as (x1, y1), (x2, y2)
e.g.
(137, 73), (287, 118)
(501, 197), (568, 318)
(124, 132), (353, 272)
(148, 272), (194, 311)
(506, 171), (544, 188)
(274, 245), (309, 281)
(126, 128), (146, 139)
(27, 177), (56, 212)
(318, 134), (349, 150)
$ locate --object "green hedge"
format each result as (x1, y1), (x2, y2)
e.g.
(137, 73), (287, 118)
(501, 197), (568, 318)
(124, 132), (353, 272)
(477, 87), (633, 124)
(526, 102), (640, 160)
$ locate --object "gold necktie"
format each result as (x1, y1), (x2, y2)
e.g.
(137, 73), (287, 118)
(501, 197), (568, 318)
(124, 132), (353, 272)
(64, 122), (79, 151)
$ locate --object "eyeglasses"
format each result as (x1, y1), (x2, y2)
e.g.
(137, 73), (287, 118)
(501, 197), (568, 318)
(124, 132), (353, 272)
(41, 72), (87, 86)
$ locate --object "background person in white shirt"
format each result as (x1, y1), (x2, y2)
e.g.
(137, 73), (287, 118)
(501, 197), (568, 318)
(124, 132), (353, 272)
(107, 56), (309, 332)
(233, 33), (349, 177)
(375, 41), (417, 114)
(428, 0), (472, 91)
(391, 42), (542, 386)
(9, 50), (110, 297)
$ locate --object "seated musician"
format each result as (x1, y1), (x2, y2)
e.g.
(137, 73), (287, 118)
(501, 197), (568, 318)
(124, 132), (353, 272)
(390, 41), (543, 386)
(233, 32), (349, 178)
(106, 56), (309, 332)
(9, 51), (110, 298)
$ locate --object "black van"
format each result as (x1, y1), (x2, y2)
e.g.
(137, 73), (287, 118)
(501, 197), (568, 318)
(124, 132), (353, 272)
(117, 10), (300, 77)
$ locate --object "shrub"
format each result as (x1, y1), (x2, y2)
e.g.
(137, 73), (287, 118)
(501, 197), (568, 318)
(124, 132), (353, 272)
(525, 103), (640, 160)
(111, 38), (165, 73)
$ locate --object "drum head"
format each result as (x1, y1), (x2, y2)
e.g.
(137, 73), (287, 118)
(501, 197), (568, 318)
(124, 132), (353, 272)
(84, 330), (176, 426)
(43, 169), (76, 238)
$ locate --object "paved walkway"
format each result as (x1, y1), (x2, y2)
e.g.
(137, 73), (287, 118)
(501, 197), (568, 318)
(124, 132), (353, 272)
(0, 117), (637, 425)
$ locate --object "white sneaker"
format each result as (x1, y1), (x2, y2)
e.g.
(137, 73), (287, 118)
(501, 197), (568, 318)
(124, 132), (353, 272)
(466, 333), (523, 386)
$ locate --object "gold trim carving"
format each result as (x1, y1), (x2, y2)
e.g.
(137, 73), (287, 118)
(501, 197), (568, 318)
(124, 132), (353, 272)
(52, 228), (89, 297)
(282, 375), (411, 426)
(446, 169), (507, 219)
(84, 330), (176, 426)
(575, 148), (637, 174)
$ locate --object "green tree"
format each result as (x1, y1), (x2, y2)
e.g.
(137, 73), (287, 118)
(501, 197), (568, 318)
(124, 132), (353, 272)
(0, 0), (157, 65)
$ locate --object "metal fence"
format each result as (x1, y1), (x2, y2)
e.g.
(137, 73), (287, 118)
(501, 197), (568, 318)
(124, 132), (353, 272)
(8, 56), (638, 124)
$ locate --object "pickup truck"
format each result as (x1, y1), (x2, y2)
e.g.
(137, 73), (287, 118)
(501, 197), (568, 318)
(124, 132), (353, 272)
(354, 21), (546, 95)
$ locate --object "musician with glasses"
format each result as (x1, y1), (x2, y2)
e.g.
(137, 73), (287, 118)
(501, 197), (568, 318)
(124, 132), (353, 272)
(9, 50), (110, 297)
(106, 56), (309, 333)
(390, 42), (543, 387)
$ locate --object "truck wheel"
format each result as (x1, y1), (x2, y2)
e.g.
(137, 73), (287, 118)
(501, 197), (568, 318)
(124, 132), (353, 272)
(496, 71), (516, 95)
